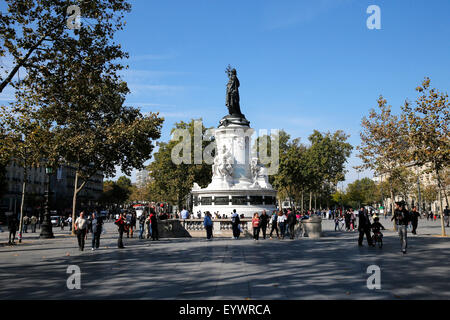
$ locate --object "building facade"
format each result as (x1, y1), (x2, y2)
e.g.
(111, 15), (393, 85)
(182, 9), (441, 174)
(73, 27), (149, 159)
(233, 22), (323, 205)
(0, 161), (103, 220)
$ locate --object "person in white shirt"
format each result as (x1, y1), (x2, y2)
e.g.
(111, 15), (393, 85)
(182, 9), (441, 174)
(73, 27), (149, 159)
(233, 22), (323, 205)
(74, 212), (88, 251)
(277, 211), (287, 239)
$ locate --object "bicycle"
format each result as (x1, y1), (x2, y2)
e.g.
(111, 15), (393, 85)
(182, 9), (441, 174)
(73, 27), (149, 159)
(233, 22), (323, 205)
(372, 231), (383, 248)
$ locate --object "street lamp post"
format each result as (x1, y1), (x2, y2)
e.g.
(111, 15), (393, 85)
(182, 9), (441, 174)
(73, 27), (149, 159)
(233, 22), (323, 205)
(40, 166), (54, 239)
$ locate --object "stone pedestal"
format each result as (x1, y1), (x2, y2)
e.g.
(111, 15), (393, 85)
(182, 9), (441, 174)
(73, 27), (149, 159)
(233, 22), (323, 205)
(302, 216), (322, 239)
(192, 114), (277, 217)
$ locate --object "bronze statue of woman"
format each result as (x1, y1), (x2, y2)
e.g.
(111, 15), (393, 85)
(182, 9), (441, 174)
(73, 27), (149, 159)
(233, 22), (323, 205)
(225, 66), (243, 116)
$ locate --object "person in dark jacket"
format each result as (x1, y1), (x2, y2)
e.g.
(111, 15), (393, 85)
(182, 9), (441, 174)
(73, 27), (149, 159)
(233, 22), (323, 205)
(231, 209), (241, 240)
(259, 210), (269, 239)
(115, 213), (126, 248)
(287, 210), (297, 240)
(8, 215), (18, 245)
(358, 207), (373, 247)
(410, 206), (420, 234)
(150, 210), (159, 241)
(90, 213), (103, 250)
(392, 201), (409, 254)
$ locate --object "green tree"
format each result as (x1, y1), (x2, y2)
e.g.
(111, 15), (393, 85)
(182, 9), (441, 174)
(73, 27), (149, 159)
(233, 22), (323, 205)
(401, 78), (449, 235)
(357, 96), (409, 228)
(306, 130), (353, 209)
(345, 178), (377, 208)
(148, 120), (213, 210)
(4, 0), (163, 235)
(0, 0), (131, 93)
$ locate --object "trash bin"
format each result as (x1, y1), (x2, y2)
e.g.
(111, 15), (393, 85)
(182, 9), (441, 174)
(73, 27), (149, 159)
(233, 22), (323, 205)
(302, 216), (322, 239)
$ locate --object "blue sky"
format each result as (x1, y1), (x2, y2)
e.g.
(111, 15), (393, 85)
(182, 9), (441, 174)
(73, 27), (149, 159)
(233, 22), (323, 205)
(114, 0), (449, 185)
(2, 0), (449, 186)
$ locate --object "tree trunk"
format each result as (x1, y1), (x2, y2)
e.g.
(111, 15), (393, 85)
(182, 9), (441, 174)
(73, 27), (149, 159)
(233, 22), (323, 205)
(71, 171), (87, 235)
(301, 191), (304, 212)
(390, 188), (397, 231)
(435, 167), (447, 236)
(18, 170), (27, 243)
(309, 192), (312, 210)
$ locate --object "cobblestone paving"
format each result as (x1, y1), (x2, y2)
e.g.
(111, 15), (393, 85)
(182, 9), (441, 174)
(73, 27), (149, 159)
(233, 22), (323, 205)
(0, 218), (449, 299)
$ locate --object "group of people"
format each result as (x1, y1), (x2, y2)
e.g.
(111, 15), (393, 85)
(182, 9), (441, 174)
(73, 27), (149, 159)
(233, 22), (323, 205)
(115, 209), (159, 248)
(200, 209), (305, 241)
(356, 201), (423, 254)
(73, 211), (104, 251)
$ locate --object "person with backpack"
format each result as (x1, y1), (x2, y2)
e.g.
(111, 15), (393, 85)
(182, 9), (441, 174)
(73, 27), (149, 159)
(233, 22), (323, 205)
(203, 211), (213, 240)
(259, 210), (269, 239)
(252, 212), (260, 240)
(231, 209), (240, 240)
(269, 211), (279, 239)
(115, 212), (126, 249)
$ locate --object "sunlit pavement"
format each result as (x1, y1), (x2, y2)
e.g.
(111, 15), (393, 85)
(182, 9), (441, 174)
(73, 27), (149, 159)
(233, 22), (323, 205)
(0, 219), (449, 300)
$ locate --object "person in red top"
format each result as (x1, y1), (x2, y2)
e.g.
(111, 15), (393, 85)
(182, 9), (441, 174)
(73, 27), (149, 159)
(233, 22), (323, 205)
(252, 212), (260, 241)
(115, 213), (126, 248)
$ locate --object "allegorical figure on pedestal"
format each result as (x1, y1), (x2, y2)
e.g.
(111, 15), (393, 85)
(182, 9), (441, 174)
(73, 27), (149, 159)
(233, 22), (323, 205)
(225, 65), (243, 116)
(213, 145), (233, 179)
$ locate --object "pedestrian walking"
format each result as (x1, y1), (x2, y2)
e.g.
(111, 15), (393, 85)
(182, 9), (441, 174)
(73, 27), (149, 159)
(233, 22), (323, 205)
(203, 211), (213, 240)
(90, 213), (103, 251)
(115, 213), (126, 248)
(8, 215), (18, 245)
(269, 211), (279, 239)
(444, 206), (450, 227)
(278, 211), (287, 239)
(231, 209), (241, 239)
(344, 210), (351, 231)
(260, 210), (269, 239)
(146, 214), (152, 239)
(74, 212), (88, 251)
(252, 212), (260, 240)
(392, 201), (410, 254)
(67, 216), (73, 232)
(410, 206), (420, 234)
(287, 210), (297, 239)
(138, 213), (146, 239)
(358, 207), (374, 247)
(23, 215), (30, 233)
(150, 210), (159, 240)
(30, 215), (37, 233)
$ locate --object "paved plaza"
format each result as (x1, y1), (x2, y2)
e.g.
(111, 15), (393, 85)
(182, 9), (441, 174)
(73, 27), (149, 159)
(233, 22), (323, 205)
(0, 219), (449, 300)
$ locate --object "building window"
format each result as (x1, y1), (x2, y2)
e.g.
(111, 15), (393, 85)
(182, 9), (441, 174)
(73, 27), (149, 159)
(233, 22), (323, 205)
(214, 197), (230, 205)
(264, 196), (276, 205)
(201, 197), (212, 205)
(232, 196), (248, 205)
(249, 196), (263, 205)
